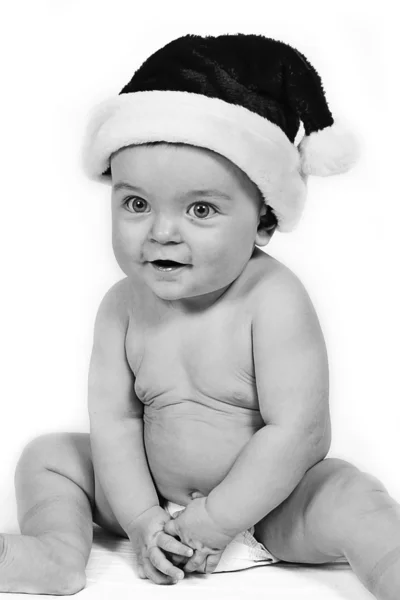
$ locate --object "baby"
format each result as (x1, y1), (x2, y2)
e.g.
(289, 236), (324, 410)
(1, 33), (399, 600)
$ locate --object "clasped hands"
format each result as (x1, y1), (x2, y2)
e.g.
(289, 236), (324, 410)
(130, 492), (236, 584)
(163, 492), (235, 574)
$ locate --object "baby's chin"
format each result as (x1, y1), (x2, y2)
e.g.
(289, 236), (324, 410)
(125, 262), (239, 306)
(150, 282), (235, 310)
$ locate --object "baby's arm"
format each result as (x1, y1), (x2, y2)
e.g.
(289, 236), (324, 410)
(88, 279), (192, 583)
(167, 270), (331, 572)
(88, 280), (159, 531)
(167, 269), (331, 571)
(205, 269), (331, 536)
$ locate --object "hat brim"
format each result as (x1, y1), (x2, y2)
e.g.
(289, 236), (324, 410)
(81, 90), (307, 232)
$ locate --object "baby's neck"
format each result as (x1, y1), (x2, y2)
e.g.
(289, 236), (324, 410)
(161, 282), (234, 315)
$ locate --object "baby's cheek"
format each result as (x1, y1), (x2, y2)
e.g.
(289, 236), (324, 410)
(112, 231), (139, 271)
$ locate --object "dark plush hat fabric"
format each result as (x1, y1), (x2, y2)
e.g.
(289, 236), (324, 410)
(82, 33), (360, 231)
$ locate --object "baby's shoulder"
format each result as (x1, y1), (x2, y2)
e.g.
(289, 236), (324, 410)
(247, 252), (317, 326)
(248, 251), (306, 300)
(97, 277), (136, 325)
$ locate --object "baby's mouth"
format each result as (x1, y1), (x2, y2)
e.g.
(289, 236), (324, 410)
(151, 260), (187, 271)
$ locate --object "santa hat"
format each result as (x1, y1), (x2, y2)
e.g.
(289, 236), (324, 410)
(81, 33), (360, 232)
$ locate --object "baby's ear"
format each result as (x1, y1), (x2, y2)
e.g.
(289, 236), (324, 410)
(256, 205), (277, 246)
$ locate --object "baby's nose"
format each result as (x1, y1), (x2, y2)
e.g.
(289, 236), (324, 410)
(149, 214), (181, 244)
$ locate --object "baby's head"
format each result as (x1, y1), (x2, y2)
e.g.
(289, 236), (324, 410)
(83, 35), (359, 311)
(110, 142), (277, 309)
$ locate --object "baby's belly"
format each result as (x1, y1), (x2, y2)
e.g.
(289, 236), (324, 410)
(143, 399), (264, 506)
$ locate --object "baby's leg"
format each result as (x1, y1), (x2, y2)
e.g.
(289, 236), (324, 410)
(254, 458), (400, 600)
(1, 432), (123, 595)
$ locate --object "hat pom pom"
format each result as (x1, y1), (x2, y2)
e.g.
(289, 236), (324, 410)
(298, 119), (361, 177)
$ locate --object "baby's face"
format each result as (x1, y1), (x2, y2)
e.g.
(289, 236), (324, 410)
(110, 143), (269, 309)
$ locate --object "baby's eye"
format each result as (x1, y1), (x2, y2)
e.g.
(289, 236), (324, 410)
(123, 197), (148, 213)
(188, 202), (217, 219)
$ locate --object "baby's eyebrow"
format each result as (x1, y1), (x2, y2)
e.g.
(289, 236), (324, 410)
(112, 182), (232, 201)
(113, 182), (144, 193)
(186, 190), (232, 201)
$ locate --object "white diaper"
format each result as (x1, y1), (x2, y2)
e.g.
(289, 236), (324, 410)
(164, 501), (279, 573)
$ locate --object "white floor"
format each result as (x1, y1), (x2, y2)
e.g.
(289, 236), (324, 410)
(1, 526), (374, 600)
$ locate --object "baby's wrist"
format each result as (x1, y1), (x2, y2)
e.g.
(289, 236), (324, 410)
(126, 504), (163, 535)
(204, 495), (241, 539)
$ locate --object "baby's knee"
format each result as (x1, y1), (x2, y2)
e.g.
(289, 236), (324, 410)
(14, 432), (94, 500)
(17, 433), (63, 464)
(16, 432), (87, 468)
(325, 460), (395, 525)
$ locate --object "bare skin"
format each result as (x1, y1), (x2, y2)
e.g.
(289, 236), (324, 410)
(126, 247), (271, 507)
(1, 143), (399, 597)
(1, 254), (399, 597)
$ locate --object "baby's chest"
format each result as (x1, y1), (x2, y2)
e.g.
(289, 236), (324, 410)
(126, 312), (258, 409)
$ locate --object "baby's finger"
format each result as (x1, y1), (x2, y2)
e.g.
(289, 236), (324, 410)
(204, 552), (223, 574)
(183, 549), (209, 573)
(191, 491), (204, 499)
(167, 552), (187, 566)
(137, 560), (146, 579)
(157, 531), (193, 559)
(148, 545), (185, 582)
(142, 556), (177, 585)
(163, 519), (178, 537)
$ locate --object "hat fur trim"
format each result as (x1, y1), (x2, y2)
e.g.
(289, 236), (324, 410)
(298, 119), (361, 176)
(81, 90), (307, 232)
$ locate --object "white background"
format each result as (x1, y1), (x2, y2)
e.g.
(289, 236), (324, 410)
(0, 1), (398, 534)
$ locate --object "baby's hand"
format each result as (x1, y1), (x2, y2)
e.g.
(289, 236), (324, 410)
(128, 505), (194, 585)
(163, 493), (234, 574)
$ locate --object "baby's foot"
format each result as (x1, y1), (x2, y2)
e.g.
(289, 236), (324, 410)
(0, 532), (86, 594)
